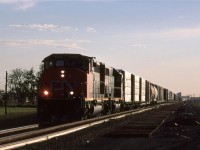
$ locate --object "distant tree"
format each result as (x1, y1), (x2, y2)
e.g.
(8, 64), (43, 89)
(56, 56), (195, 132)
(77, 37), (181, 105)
(36, 63), (44, 83)
(35, 63), (44, 93)
(8, 68), (38, 105)
(23, 68), (37, 104)
(8, 68), (24, 104)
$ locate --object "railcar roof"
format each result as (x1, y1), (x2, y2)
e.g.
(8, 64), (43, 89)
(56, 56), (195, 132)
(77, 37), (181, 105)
(42, 53), (95, 62)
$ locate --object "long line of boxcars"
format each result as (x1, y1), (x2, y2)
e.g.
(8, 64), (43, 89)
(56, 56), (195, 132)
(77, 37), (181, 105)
(38, 54), (180, 123)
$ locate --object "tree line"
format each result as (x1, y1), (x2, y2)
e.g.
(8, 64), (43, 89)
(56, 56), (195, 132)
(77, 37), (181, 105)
(6, 65), (43, 105)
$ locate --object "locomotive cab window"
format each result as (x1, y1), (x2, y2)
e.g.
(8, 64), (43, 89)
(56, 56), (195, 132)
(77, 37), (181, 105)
(68, 59), (77, 66)
(56, 60), (64, 67)
(80, 60), (88, 71)
(66, 57), (89, 71)
(45, 61), (54, 69)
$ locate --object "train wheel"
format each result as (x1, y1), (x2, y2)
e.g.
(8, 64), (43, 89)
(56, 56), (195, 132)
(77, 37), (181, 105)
(81, 108), (90, 120)
(106, 109), (112, 115)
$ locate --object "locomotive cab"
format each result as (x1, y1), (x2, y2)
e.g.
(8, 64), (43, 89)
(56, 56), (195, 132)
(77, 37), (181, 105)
(38, 54), (92, 123)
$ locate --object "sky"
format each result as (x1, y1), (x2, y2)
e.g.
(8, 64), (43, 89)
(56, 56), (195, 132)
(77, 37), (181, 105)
(0, 0), (200, 96)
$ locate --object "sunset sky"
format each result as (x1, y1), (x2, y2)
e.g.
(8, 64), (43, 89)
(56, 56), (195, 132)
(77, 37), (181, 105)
(0, 0), (200, 96)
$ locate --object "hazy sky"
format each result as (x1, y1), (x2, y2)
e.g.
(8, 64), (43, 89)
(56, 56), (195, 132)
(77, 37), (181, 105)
(0, 0), (200, 96)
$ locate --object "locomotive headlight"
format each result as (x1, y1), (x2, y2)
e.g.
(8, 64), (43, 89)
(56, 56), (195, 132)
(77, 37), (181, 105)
(70, 91), (74, 95)
(43, 90), (49, 96)
(61, 70), (65, 78)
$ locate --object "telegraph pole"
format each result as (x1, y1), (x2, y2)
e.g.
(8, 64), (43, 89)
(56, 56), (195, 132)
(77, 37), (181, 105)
(5, 71), (8, 115)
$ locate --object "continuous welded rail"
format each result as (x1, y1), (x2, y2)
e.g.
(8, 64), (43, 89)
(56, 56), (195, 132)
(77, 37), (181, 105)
(0, 124), (38, 138)
(0, 103), (178, 150)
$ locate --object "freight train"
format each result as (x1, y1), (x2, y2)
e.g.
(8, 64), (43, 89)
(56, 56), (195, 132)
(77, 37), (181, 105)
(37, 53), (180, 124)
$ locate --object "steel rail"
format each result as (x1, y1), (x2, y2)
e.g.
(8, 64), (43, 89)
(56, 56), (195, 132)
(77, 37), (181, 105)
(0, 124), (38, 138)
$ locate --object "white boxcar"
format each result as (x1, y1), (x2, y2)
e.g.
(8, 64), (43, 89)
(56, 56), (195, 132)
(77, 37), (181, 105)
(124, 71), (132, 102)
(140, 78), (146, 102)
(168, 90), (174, 102)
(118, 70), (132, 102)
(133, 75), (140, 102)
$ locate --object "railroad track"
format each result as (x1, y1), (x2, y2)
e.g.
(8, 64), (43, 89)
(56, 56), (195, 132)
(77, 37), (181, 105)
(0, 103), (178, 150)
(0, 124), (38, 138)
(106, 103), (179, 138)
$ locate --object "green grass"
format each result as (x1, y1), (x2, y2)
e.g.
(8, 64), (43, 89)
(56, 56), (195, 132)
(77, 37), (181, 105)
(191, 100), (200, 107)
(0, 106), (37, 130)
(0, 106), (36, 116)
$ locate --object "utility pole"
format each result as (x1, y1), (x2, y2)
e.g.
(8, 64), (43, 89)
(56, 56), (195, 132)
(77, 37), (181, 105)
(5, 71), (8, 115)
